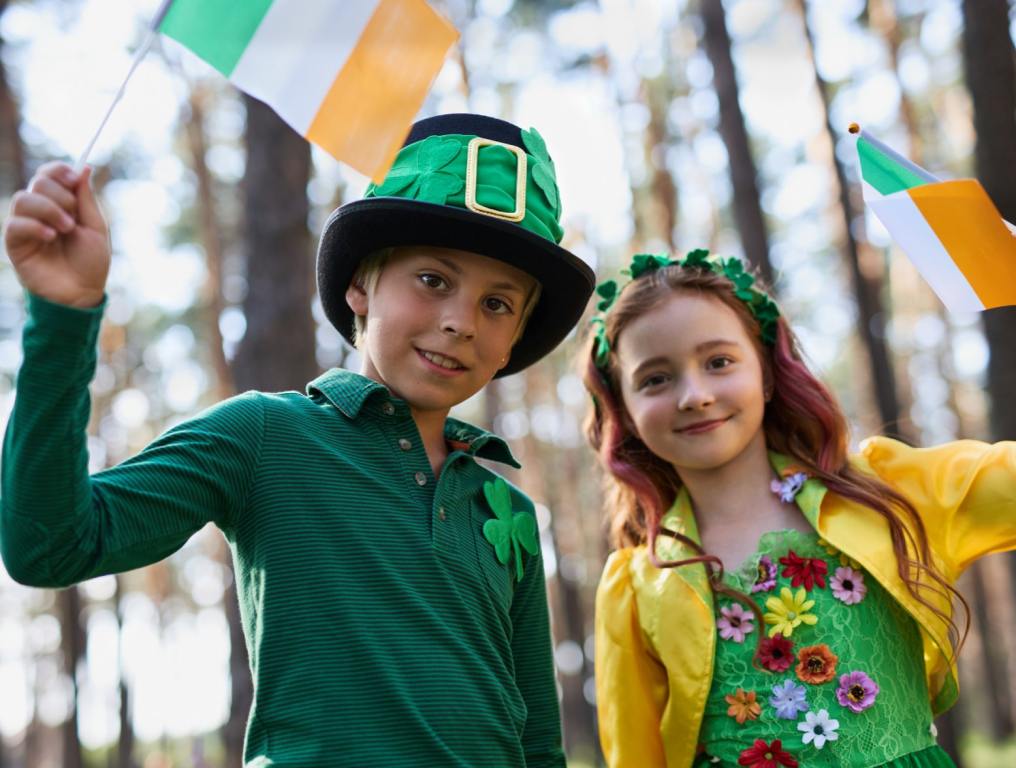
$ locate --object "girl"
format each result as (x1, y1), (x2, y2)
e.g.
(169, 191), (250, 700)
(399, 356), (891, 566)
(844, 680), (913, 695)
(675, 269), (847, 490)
(583, 250), (1015, 767)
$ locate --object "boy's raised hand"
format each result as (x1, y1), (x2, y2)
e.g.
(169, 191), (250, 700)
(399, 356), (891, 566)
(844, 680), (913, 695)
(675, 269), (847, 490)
(4, 162), (110, 308)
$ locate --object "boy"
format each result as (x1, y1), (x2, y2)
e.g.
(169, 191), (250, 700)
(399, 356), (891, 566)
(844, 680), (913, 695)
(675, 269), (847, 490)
(1, 114), (594, 766)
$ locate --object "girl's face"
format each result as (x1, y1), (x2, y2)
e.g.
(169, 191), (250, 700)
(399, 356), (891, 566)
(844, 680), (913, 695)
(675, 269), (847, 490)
(615, 291), (767, 475)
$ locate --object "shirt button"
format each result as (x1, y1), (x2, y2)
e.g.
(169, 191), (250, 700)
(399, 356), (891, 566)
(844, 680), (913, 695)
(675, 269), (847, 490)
(381, 402), (395, 416)
(414, 471), (427, 486)
(398, 438), (412, 451)
(438, 507), (447, 521)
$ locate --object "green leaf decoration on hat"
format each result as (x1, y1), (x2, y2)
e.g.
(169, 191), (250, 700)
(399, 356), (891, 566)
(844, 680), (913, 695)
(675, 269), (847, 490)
(627, 252), (673, 279)
(482, 477), (539, 583)
(374, 136), (463, 204)
(682, 248), (713, 270)
(521, 127), (560, 215)
(596, 279), (619, 312)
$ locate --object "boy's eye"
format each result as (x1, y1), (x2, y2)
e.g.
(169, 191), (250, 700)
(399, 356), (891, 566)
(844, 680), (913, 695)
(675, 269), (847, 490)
(419, 273), (447, 290)
(484, 296), (513, 314)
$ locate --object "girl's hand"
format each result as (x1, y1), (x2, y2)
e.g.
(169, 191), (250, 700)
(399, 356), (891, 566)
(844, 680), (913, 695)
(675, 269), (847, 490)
(3, 162), (110, 308)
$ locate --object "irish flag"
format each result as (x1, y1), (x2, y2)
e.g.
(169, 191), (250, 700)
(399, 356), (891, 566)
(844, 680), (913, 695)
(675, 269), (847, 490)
(851, 125), (1016, 312)
(158, 0), (458, 183)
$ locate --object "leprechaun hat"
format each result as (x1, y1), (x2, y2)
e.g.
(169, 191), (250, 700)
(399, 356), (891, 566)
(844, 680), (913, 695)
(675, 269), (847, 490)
(316, 113), (595, 376)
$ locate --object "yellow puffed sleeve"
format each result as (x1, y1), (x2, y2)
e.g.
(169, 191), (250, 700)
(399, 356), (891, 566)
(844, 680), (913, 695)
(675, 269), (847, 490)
(595, 548), (668, 768)
(859, 436), (1016, 577)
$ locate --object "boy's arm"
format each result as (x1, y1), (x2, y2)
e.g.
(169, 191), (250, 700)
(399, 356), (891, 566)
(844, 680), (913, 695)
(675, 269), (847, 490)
(510, 541), (566, 767)
(1, 292), (263, 587)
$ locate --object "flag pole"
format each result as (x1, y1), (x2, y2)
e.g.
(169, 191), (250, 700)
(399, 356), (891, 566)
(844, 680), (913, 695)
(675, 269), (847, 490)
(75, 0), (176, 170)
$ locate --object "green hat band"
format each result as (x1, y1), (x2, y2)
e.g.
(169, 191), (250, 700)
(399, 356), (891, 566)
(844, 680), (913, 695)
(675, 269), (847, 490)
(364, 130), (564, 244)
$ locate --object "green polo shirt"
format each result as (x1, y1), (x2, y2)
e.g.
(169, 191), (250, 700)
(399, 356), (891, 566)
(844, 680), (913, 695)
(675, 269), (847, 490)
(1, 293), (564, 767)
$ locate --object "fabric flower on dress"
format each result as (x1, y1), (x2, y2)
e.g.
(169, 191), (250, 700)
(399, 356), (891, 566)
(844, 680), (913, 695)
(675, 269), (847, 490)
(764, 587), (818, 638)
(757, 635), (794, 672)
(718, 603), (756, 643)
(770, 471), (808, 503)
(738, 738), (798, 767)
(798, 709), (840, 750)
(836, 671), (879, 713)
(751, 555), (778, 593)
(769, 680), (809, 720)
(795, 644), (839, 684)
(779, 550), (828, 590)
(830, 566), (867, 605)
(725, 688), (762, 724)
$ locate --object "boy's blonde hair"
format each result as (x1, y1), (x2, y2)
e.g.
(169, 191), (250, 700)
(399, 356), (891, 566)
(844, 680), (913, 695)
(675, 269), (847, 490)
(350, 248), (542, 351)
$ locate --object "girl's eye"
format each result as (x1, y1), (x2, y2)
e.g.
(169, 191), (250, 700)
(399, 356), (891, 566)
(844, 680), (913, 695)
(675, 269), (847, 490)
(419, 273), (447, 290)
(638, 373), (668, 390)
(484, 296), (513, 314)
(707, 356), (734, 370)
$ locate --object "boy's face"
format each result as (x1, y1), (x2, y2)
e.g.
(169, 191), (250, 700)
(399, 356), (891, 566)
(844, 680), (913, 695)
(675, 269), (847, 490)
(346, 245), (537, 417)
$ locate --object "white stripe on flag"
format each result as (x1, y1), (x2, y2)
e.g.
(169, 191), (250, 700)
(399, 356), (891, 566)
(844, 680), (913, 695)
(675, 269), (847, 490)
(230, 0), (380, 134)
(868, 192), (985, 312)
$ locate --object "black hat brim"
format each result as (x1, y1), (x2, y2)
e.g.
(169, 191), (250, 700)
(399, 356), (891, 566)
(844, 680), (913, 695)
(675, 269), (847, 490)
(317, 197), (595, 377)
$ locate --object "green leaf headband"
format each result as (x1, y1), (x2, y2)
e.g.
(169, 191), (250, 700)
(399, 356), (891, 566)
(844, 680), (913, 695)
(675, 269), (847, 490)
(590, 249), (780, 368)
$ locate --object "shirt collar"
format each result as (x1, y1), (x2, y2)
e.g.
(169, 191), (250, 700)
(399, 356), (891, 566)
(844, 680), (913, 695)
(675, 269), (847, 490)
(307, 368), (520, 468)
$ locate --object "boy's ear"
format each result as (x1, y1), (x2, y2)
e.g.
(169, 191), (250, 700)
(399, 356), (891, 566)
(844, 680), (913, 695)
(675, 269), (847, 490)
(345, 281), (368, 317)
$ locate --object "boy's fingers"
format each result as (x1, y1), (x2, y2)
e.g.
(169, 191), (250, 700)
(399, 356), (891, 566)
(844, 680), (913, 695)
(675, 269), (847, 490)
(74, 167), (106, 233)
(34, 161), (79, 188)
(4, 215), (58, 251)
(28, 176), (78, 217)
(10, 191), (77, 234)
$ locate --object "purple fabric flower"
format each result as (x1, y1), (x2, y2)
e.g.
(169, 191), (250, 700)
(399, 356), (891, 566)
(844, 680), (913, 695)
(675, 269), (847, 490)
(830, 566), (867, 605)
(770, 472), (808, 503)
(836, 671), (879, 713)
(717, 603), (756, 643)
(751, 555), (778, 593)
(769, 680), (809, 720)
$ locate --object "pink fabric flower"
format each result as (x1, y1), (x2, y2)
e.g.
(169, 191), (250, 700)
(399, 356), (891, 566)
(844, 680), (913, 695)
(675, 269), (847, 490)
(718, 603), (756, 643)
(836, 671), (879, 713)
(751, 555), (778, 593)
(830, 566), (867, 605)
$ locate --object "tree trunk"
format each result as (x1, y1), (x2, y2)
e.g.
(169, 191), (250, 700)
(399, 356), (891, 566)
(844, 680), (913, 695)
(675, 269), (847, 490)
(960, 0), (1016, 444)
(232, 95), (316, 394)
(58, 587), (85, 768)
(0, 0), (26, 195)
(960, 0), (1016, 745)
(699, 0), (774, 283)
(796, 0), (906, 439)
(114, 575), (135, 768)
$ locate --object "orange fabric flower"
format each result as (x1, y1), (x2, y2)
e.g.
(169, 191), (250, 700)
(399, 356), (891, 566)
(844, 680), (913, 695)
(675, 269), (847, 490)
(725, 688), (762, 724)
(795, 643), (838, 684)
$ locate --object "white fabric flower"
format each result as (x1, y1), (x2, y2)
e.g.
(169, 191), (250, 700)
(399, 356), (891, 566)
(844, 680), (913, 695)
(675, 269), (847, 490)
(798, 708), (840, 749)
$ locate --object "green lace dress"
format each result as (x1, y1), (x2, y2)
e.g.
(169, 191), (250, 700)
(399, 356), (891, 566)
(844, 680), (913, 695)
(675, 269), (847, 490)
(694, 529), (955, 768)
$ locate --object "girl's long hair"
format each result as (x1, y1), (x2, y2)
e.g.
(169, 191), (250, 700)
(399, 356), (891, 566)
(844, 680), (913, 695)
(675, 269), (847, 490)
(583, 264), (968, 660)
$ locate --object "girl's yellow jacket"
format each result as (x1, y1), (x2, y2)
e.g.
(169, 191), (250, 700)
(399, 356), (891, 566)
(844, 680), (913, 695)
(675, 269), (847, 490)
(594, 437), (1016, 767)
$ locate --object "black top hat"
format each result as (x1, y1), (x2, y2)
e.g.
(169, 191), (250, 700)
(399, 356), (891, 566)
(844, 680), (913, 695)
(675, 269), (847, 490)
(316, 113), (595, 377)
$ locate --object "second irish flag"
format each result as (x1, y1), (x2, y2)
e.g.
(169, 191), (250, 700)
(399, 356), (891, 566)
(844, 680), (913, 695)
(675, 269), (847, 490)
(851, 124), (1016, 312)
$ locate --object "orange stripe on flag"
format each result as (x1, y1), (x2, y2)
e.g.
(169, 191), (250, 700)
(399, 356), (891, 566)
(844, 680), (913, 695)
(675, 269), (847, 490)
(306, 0), (458, 183)
(910, 180), (1016, 310)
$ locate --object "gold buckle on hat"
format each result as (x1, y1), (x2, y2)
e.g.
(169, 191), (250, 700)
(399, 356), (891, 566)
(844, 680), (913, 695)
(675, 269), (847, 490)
(464, 137), (527, 223)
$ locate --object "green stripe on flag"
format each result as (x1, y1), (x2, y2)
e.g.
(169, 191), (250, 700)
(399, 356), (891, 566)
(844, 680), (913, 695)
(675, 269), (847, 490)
(159, 0), (274, 77)
(856, 135), (929, 196)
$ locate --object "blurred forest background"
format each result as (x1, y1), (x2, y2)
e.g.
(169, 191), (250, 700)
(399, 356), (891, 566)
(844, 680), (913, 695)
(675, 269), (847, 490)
(0, 0), (1015, 766)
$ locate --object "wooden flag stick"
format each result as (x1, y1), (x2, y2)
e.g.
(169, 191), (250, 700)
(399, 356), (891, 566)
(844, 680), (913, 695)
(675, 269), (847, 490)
(75, 0), (175, 170)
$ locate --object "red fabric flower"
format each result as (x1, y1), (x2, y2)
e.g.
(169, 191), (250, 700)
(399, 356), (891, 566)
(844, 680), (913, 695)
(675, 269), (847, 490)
(738, 738), (799, 767)
(779, 550), (828, 590)
(757, 635), (794, 672)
